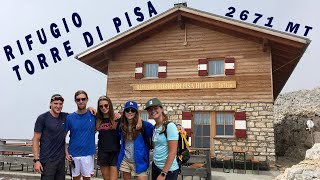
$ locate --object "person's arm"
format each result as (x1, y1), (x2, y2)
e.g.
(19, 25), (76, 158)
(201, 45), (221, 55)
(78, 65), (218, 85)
(160, 140), (178, 173)
(136, 118), (143, 130)
(32, 132), (43, 173)
(64, 116), (72, 161)
(157, 123), (178, 180)
(65, 133), (72, 161)
(87, 107), (96, 115)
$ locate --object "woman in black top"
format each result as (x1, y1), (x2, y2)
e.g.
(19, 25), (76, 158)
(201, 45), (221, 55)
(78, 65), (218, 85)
(96, 96), (120, 180)
(96, 96), (143, 180)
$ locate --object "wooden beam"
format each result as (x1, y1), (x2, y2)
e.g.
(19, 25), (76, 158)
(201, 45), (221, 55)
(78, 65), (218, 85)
(262, 38), (269, 52)
(177, 14), (185, 29)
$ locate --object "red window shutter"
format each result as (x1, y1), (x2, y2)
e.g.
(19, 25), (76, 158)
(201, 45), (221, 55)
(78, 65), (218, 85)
(135, 63), (144, 79)
(235, 112), (246, 120)
(182, 112), (192, 120)
(235, 129), (247, 138)
(225, 57), (235, 75)
(198, 59), (208, 76)
(158, 61), (167, 78)
(235, 111), (247, 138)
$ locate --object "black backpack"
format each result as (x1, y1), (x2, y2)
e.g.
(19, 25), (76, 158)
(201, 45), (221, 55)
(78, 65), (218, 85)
(159, 121), (190, 169)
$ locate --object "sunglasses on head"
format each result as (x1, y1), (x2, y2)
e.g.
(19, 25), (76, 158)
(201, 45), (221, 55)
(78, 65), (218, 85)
(51, 96), (64, 102)
(124, 108), (137, 113)
(75, 98), (87, 102)
(99, 96), (108, 100)
(99, 104), (109, 109)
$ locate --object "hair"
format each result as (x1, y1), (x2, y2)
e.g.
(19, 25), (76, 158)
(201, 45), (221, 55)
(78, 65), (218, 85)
(120, 109), (141, 140)
(96, 96), (115, 130)
(160, 110), (169, 132)
(74, 90), (88, 100)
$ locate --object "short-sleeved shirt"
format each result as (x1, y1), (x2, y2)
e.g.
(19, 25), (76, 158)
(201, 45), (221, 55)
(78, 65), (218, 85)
(97, 118), (120, 152)
(153, 122), (179, 171)
(34, 111), (68, 163)
(65, 111), (96, 157)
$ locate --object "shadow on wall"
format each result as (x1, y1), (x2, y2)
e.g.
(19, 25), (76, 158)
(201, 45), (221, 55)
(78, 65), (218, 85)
(274, 115), (320, 160)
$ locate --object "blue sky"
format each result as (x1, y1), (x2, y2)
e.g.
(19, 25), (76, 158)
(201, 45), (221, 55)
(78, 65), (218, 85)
(0, 0), (319, 139)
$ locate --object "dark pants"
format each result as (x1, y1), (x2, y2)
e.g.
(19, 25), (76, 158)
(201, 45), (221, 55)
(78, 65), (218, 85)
(41, 159), (65, 180)
(152, 162), (179, 180)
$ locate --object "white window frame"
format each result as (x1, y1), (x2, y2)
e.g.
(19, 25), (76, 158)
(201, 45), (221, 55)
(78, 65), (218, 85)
(144, 63), (159, 79)
(208, 60), (225, 77)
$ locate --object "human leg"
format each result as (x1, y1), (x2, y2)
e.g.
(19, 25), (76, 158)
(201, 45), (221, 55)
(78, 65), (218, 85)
(100, 166), (110, 180)
(41, 159), (65, 180)
(54, 159), (66, 180)
(109, 166), (118, 180)
(123, 172), (132, 180)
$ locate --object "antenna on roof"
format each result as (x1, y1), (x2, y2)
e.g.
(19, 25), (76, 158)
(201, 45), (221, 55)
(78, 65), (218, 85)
(174, 2), (187, 7)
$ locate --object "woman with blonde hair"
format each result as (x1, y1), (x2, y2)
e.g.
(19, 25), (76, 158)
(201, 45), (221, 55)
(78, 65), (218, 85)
(145, 98), (179, 180)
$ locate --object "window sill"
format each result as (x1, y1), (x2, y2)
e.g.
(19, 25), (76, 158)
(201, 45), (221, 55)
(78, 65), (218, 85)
(214, 136), (235, 139)
(143, 77), (159, 80)
(207, 74), (226, 77)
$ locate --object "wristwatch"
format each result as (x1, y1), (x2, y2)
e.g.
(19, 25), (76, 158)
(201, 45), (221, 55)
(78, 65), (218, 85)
(160, 171), (167, 177)
(33, 159), (40, 163)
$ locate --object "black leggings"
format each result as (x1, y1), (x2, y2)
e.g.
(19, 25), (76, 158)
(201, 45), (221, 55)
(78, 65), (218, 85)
(152, 162), (179, 180)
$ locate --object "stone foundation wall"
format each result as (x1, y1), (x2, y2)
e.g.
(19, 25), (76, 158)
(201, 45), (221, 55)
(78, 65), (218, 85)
(115, 102), (275, 164)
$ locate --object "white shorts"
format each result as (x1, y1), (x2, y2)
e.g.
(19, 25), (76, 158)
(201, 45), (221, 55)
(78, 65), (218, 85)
(71, 155), (95, 177)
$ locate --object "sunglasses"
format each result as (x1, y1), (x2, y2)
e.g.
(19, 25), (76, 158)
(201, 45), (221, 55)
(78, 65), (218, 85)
(125, 108), (137, 113)
(99, 96), (108, 100)
(99, 104), (109, 109)
(75, 98), (87, 102)
(51, 96), (64, 102)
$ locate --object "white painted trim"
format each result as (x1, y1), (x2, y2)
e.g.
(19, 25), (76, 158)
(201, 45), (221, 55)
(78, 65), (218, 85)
(135, 67), (143, 73)
(198, 64), (207, 70)
(158, 66), (167, 72)
(235, 120), (246, 130)
(225, 63), (234, 69)
(181, 120), (191, 129)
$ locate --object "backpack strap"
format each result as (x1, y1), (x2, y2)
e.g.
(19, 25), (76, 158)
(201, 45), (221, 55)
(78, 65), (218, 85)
(159, 121), (173, 139)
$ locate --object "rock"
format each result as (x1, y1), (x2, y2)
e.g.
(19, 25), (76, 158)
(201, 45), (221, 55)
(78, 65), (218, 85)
(275, 143), (320, 180)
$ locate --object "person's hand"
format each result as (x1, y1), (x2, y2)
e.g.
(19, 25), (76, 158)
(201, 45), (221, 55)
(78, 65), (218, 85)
(87, 107), (96, 115)
(65, 152), (72, 161)
(34, 161), (43, 173)
(136, 118), (143, 130)
(114, 112), (121, 120)
(156, 174), (166, 180)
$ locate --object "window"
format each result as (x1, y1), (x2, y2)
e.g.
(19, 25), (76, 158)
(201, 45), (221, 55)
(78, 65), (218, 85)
(193, 112), (211, 148)
(192, 111), (235, 149)
(216, 112), (234, 137)
(145, 64), (158, 78)
(208, 60), (224, 75)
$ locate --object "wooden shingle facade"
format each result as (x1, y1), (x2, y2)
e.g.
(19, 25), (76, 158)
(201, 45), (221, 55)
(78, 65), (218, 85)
(76, 5), (310, 165)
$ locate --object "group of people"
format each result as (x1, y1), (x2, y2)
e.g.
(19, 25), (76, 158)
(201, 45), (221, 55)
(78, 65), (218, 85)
(32, 90), (180, 180)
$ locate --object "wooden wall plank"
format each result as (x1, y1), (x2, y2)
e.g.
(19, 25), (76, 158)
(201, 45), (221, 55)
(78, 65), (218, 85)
(106, 23), (273, 104)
